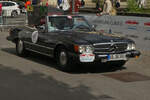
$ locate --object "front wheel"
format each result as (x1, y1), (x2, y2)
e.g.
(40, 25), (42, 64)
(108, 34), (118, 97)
(56, 48), (72, 71)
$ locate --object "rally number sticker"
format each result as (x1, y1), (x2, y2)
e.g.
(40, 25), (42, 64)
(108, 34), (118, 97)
(32, 31), (38, 43)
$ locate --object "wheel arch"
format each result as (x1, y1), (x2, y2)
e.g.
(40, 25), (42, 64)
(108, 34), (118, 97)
(54, 44), (67, 58)
(10, 28), (22, 43)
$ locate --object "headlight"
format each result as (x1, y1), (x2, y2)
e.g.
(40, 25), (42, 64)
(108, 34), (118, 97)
(127, 43), (136, 50)
(78, 45), (94, 53)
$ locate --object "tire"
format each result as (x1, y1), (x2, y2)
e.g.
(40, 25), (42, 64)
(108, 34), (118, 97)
(11, 11), (18, 17)
(16, 39), (27, 56)
(56, 47), (72, 72)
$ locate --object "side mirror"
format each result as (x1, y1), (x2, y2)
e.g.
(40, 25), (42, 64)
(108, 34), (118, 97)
(37, 26), (45, 33)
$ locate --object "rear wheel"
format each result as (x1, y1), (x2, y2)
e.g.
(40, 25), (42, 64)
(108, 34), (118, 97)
(56, 47), (72, 71)
(16, 39), (27, 56)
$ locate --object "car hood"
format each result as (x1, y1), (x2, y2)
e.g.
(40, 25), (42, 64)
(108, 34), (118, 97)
(62, 31), (133, 45)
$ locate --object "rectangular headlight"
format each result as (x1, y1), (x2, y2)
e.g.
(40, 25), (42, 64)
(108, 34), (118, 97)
(127, 43), (136, 50)
(78, 45), (94, 53)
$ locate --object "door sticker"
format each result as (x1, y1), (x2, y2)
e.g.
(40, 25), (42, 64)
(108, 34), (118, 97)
(32, 31), (38, 43)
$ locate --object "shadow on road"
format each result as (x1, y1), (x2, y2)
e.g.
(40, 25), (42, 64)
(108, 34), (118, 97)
(0, 64), (114, 100)
(1, 48), (126, 74)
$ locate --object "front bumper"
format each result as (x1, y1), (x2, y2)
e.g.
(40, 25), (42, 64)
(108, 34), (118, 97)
(69, 50), (141, 63)
(95, 50), (141, 60)
(95, 50), (141, 62)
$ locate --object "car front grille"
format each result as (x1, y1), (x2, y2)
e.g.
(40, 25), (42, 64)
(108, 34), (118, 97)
(93, 42), (127, 54)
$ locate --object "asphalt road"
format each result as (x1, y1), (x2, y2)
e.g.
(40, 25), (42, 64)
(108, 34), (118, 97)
(0, 14), (150, 100)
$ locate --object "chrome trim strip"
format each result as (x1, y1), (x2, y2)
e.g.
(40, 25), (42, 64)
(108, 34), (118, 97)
(98, 54), (127, 61)
(98, 55), (107, 57)
(24, 41), (54, 50)
(95, 51), (124, 54)
(26, 48), (53, 57)
(93, 42), (127, 46)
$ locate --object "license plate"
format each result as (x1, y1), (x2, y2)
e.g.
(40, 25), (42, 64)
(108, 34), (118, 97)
(107, 54), (127, 61)
(80, 53), (95, 62)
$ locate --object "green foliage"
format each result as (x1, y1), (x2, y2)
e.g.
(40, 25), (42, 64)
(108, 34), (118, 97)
(127, 0), (141, 13)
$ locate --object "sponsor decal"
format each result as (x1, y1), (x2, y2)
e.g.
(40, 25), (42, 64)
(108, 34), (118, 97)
(144, 22), (150, 31)
(32, 31), (38, 43)
(93, 19), (123, 26)
(127, 26), (137, 30)
(125, 20), (139, 25)
(125, 20), (138, 30)
(144, 22), (150, 26)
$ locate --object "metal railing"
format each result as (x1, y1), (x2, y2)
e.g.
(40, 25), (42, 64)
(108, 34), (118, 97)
(0, 9), (27, 31)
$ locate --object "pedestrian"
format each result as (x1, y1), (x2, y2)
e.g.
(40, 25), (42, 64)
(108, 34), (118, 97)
(46, 0), (48, 6)
(25, 0), (31, 9)
(96, 0), (100, 10)
(69, 0), (81, 13)
(62, 0), (70, 11)
(115, 0), (120, 8)
(58, 0), (70, 11)
(96, 0), (103, 16)
(81, 0), (85, 7)
(100, 0), (113, 15)
(0, 3), (2, 25)
(137, 0), (145, 8)
(57, 0), (62, 9)
(0, 3), (2, 16)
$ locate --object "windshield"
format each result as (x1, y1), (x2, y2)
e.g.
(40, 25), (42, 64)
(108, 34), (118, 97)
(48, 16), (92, 32)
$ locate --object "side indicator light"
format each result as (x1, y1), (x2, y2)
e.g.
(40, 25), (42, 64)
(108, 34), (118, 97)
(74, 45), (79, 52)
(135, 56), (139, 59)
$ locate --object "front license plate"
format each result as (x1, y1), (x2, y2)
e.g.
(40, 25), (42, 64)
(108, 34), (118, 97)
(80, 53), (95, 62)
(107, 54), (127, 61)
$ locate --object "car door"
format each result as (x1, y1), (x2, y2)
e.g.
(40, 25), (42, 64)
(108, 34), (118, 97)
(23, 24), (58, 57)
(31, 16), (61, 57)
(22, 26), (38, 50)
(36, 29), (58, 57)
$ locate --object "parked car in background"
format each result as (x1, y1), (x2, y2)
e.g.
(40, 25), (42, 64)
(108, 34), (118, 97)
(0, 1), (20, 17)
(16, 1), (26, 14)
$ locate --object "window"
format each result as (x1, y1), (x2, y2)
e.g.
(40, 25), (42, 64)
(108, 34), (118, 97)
(48, 16), (91, 32)
(8, 2), (15, 6)
(1, 2), (15, 7)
